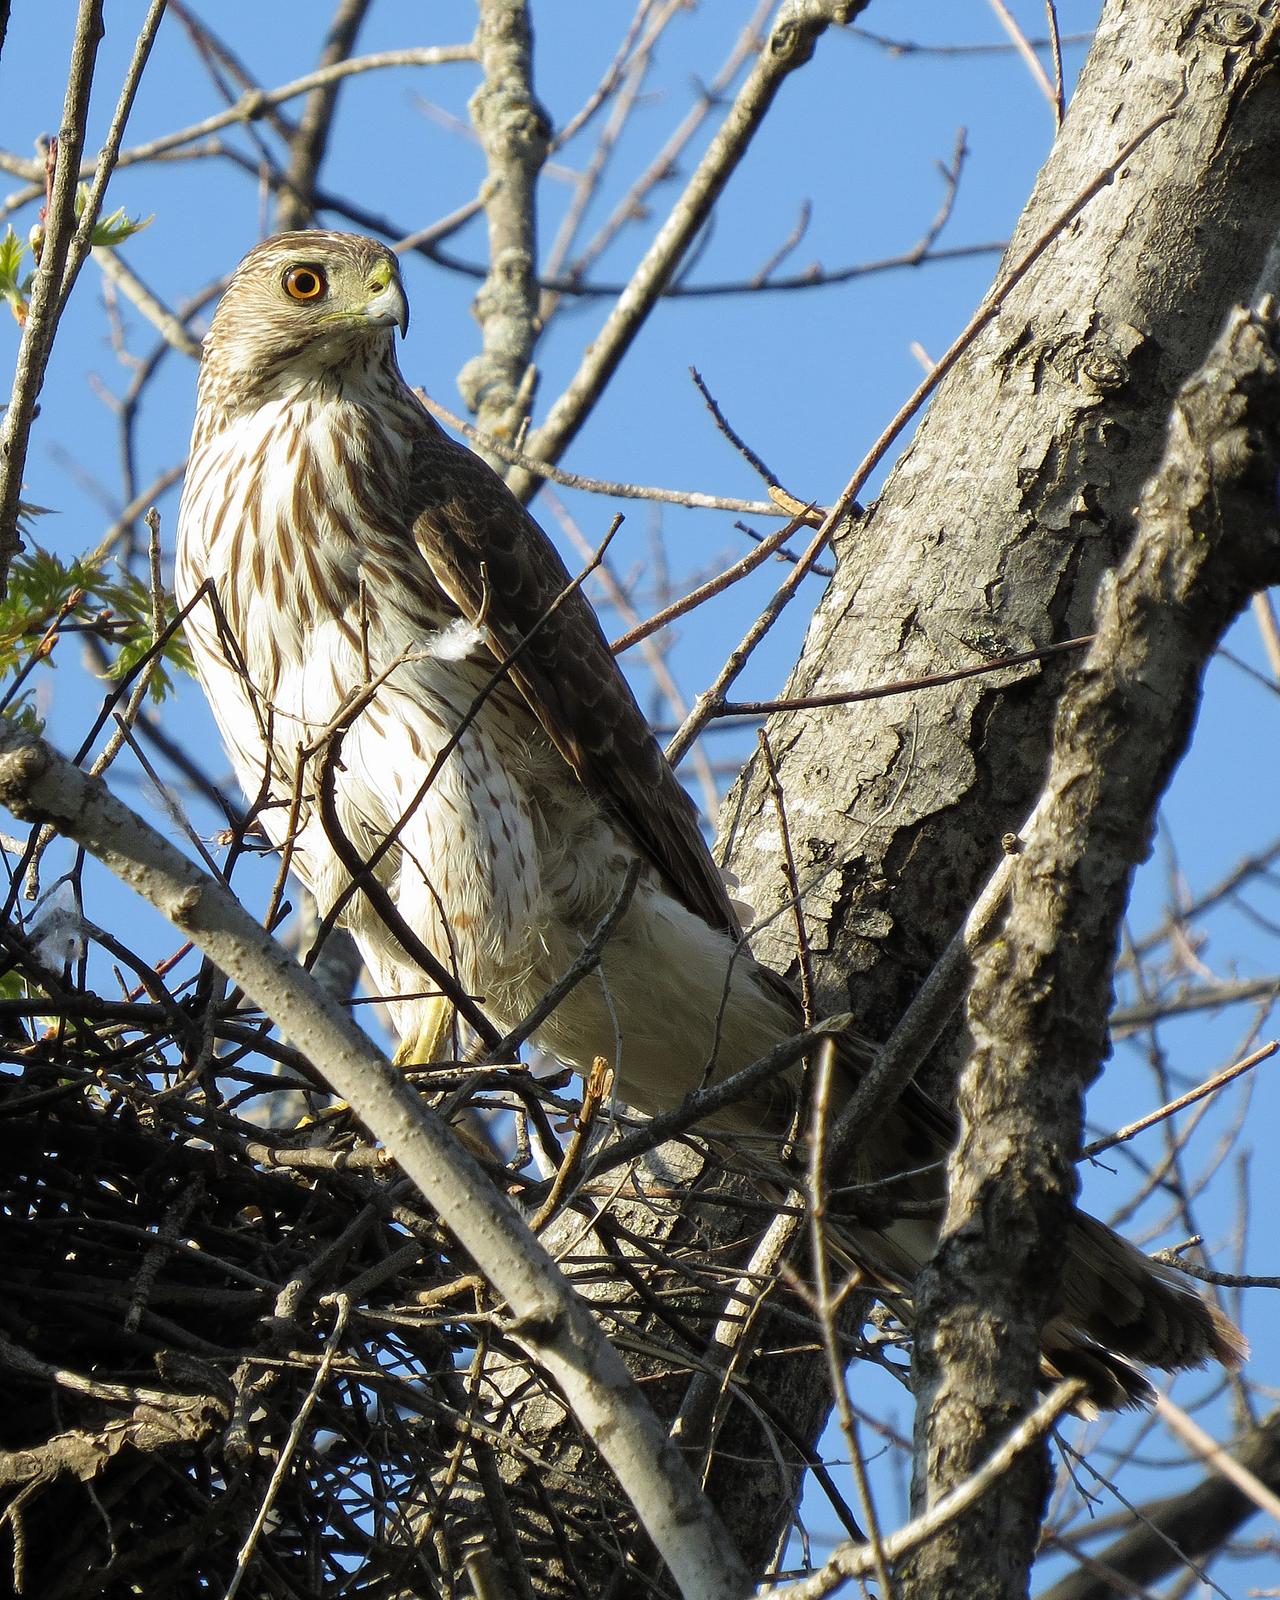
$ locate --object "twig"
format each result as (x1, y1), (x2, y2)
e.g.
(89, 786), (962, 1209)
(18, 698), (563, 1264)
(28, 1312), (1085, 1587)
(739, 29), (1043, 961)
(274, 0), (373, 230)
(1044, 0), (1066, 126)
(1110, 976), (1280, 1032)
(581, 1015), (853, 1184)
(2, 46), (480, 185)
(1082, 1042), (1277, 1159)
(690, 365), (784, 493)
(1155, 1394), (1280, 1526)
(0, 0), (104, 586)
(530, 1056), (612, 1231)
(223, 1297), (351, 1600)
(806, 1043), (891, 1595)
(915, 126), (969, 260)
(480, 858), (642, 1064)
(418, 389), (783, 516)
(539, 7), (667, 326)
(986, 0), (1059, 115)
(91, 244), (202, 358)
(546, 488), (720, 819)
(542, 2), (773, 312)
(1124, 834), (1280, 962)
(611, 514), (813, 655)
(548, 0), (668, 154)
(717, 635), (1093, 717)
(1252, 588), (1280, 679)
(756, 729), (814, 1025)
(1154, 1253), (1280, 1291)
(750, 198), (814, 287)
(1038, 1409), (1280, 1600)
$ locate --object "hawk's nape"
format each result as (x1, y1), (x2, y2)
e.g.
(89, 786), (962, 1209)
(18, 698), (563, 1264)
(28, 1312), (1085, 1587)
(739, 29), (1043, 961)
(175, 230), (1245, 1410)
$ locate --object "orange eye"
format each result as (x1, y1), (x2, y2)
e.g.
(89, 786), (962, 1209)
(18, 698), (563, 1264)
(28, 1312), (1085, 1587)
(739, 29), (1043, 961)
(283, 265), (327, 302)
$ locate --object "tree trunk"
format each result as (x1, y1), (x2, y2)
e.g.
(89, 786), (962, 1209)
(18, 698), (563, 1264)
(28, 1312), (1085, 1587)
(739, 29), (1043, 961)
(494, 2), (1280, 1592)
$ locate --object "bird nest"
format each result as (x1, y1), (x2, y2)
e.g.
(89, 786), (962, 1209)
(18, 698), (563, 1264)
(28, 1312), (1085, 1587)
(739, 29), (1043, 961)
(0, 928), (826, 1599)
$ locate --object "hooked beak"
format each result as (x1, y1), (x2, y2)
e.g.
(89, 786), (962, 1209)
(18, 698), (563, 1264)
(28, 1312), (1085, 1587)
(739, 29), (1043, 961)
(364, 275), (409, 338)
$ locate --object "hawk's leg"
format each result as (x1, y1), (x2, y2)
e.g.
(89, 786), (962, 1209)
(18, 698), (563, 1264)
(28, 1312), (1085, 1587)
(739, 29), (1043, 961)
(392, 992), (458, 1067)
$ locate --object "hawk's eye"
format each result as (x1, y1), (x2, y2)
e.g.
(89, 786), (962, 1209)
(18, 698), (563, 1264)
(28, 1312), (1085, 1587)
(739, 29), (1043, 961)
(283, 265), (327, 302)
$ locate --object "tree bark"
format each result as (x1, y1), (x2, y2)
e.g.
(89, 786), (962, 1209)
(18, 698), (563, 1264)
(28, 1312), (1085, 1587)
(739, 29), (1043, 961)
(903, 287), (1280, 1599)
(712, 1), (1280, 1593)
(725, 0), (1280, 1038)
(718, 0), (1280, 1585)
(459, 2), (1280, 1591)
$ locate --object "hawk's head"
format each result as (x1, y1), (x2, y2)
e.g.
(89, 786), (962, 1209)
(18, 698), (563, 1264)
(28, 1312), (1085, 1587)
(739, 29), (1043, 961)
(198, 231), (409, 416)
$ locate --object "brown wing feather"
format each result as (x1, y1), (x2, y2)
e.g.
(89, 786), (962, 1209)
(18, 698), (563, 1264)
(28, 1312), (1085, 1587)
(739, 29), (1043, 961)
(405, 415), (738, 936)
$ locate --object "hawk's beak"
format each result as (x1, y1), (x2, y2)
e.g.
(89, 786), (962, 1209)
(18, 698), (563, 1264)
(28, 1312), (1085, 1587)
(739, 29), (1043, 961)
(364, 276), (409, 338)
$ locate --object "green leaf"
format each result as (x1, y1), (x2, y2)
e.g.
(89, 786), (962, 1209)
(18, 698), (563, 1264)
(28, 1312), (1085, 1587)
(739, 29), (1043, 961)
(0, 968), (29, 1003)
(75, 185), (153, 248)
(0, 224), (34, 323)
(0, 225), (26, 284)
(0, 546), (193, 711)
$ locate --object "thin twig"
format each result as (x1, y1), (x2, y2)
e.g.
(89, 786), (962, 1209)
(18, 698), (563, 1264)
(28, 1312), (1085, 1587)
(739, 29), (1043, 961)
(1155, 1394), (1280, 1526)
(986, 0), (1059, 114)
(581, 1015), (853, 1185)
(756, 729), (814, 1025)
(418, 389), (783, 516)
(530, 1056), (612, 1231)
(1043, 0), (1066, 126)
(690, 366), (784, 493)
(481, 859), (643, 1065)
(806, 1042), (891, 1596)
(273, 0), (373, 230)
(0, 46), (480, 186)
(0, 0), (104, 585)
(717, 635), (1093, 717)
(223, 1298), (351, 1600)
(1082, 1042), (1277, 1160)
(611, 514), (813, 655)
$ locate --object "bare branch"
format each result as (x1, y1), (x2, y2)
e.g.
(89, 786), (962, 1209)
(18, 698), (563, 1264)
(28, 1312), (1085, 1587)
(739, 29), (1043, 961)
(461, 0), (549, 446)
(419, 388), (782, 516)
(757, 1381), (1084, 1598)
(0, 0), (103, 586)
(1038, 1407), (1280, 1600)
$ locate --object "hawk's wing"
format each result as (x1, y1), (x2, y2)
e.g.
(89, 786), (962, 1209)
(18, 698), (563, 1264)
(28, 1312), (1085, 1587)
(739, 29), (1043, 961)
(406, 418), (739, 937)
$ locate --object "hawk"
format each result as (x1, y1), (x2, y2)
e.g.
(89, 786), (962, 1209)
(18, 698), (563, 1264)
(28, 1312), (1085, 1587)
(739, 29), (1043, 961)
(176, 231), (1242, 1406)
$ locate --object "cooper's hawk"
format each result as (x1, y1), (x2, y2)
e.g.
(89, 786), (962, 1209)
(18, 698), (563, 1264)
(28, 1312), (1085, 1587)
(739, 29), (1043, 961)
(176, 231), (1243, 1405)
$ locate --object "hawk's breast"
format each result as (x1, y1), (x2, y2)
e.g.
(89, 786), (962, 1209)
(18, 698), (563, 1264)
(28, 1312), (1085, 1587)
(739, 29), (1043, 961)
(175, 390), (552, 975)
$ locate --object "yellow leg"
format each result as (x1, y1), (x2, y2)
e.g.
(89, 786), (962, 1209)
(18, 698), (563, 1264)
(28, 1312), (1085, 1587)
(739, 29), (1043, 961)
(299, 999), (467, 1135)
(392, 993), (457, 1068)
(393, 995), (502, 1165)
